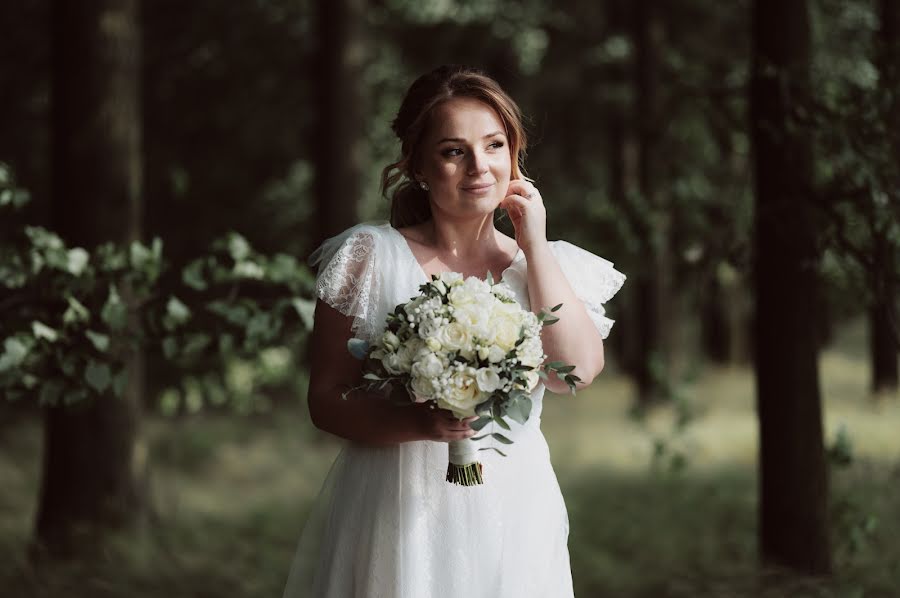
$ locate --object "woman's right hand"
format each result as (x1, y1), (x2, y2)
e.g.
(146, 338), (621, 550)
(412, 404), (478, 442)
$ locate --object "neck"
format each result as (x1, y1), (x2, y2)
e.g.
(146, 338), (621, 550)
(425, 212), (506, 260)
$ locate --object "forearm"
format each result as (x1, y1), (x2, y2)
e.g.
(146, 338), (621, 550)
(525, 242), (605, 390)
(309, 388), (424, 446)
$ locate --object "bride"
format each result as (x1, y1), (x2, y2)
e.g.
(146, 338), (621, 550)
(282, 65), (625, 598)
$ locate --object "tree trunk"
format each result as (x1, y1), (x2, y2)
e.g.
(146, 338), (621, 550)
(311, 0), (366, 248)
(869, 238), (898, 395)
(37, 0), (144, 558)
(750, 0), (831, 575)
(632, 0), (673, 404)
(869, 0), (900, 395)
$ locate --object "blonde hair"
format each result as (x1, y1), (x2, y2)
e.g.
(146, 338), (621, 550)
(381, 65), (528, 227)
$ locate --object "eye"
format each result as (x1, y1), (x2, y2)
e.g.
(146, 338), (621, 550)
(489, 141), (505, 149)
(442, 148), (463, 157)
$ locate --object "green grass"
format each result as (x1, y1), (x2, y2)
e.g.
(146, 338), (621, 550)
(1, 319), (898, 597)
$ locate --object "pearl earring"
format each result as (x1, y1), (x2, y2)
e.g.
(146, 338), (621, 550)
(419, 181), (430, 191)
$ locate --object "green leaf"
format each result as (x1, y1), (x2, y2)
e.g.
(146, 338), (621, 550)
(112, 369), (128, 398)
(164, 296), (191, 330)
(101, 284), (127, 331)
(227, 233), (251, 261)
(66, 248), (89, 276)
(85, 360), (111, 393)
(545, 361), (566, 370)
(550, 303), (563, 312)
(0, 337), (29, 372)
(469, 417), (492, 431)
(32, 321), (59, 342)
(292, 297), (316, 329)
(182, 259), (208, 291)
(493, 414), (511, 430)
(555, 365), (576, 374)
(506, 396), (532, 425)
(63, 294), (90, 325)
(85, 330), (110, 352)
(162, 337), (178, 360)
(491, 432), (513, 445)
(362, 372), (383, 381)
(183, 333), (211, 356)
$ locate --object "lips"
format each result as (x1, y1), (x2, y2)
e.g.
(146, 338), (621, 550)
(462, 183), (494, 191)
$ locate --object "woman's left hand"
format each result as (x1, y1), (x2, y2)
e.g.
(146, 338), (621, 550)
(500, 179), (548, 254)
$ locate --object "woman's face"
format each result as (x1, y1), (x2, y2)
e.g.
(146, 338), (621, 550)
(415, 97), (512, 220)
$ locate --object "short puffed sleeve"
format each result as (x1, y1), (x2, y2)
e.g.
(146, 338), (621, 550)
(308, 223), (381, 339)
(549, 240), (626, 339)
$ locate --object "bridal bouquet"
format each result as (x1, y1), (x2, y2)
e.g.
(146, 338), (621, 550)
(344, 271), (579, 486)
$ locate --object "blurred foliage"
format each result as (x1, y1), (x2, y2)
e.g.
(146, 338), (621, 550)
(0, 163), (315, 413)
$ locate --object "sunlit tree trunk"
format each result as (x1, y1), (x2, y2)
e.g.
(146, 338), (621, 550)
(312, 0), (366, 247)
(37, 0), (145, 558)
(750, 0), (831, 574)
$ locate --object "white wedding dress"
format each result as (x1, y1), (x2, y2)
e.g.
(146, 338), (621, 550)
(283, 221), (625, 598)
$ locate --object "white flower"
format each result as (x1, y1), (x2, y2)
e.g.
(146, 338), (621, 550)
(489, 302), (523, 351)
(517, 336), (544, 368)
(439, 271), (463, 285)
(437, 367), (483, 418)
(487, 345), (507, 363)
(410, 376), (436, 401)
(412, 352), (444, 379)
(453, 303), (492, 340)
(426, 337), (442, 352)
(475, 367), (501, 393)
(382, 331), (401, 351)
(523, 370), (540, 391)
(437, 322), (471, 352)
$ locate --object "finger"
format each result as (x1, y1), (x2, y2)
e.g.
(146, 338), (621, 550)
(507, 179), (536, 197)
(500, 194), (530, 211)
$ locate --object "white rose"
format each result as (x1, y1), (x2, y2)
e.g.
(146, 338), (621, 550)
(438, 322), (471, 352)
(490, 309), (521, 352)
(437, 368), (483, 418)
(426, 337), (442, 352)
(475, 367), (501, 393)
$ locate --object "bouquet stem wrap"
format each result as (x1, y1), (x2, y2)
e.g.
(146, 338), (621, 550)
(446, 438), (483, 486)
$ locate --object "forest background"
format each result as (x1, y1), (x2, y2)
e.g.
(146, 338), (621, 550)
(1, 0), (898, 596)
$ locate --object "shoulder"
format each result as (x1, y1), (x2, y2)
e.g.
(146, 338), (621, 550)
(308, 221), (391, 270)
(548, 239), (626, 303)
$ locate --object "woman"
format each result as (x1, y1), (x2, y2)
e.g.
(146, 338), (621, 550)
(283, 65), (625, 598)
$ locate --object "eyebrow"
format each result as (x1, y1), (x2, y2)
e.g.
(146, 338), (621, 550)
(436, 131), (506, 144)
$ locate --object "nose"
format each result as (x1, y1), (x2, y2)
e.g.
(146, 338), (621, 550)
(467, 148), (489, 175)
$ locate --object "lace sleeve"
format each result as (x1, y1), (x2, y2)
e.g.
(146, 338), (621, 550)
(308, 224), (380, 339)
(550, 240), (626, 339)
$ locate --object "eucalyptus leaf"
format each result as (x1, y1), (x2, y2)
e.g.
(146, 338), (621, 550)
(347, 338), (370, 360)
(469, 417), (492, 431)
(491, 432), (513, 445)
